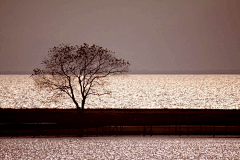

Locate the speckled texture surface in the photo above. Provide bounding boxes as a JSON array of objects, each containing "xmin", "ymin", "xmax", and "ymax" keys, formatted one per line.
[
  {"xmin": 1, "ymin": 74, "xmax": 240, "ymax": 109},
  {"xmin": 0, "ymin": 136, "xmax": 240, "ymax": 159}
]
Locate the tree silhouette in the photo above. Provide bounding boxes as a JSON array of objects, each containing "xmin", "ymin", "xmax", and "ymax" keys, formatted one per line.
[{"xmin": 31, "ymin": 43, "xmax": 130, "ymax": 110}]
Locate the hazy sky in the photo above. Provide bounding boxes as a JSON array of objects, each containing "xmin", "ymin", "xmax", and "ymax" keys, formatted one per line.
[{"xmin": 1, "ymin": 0, "xmax": 240, "ymax": 73}]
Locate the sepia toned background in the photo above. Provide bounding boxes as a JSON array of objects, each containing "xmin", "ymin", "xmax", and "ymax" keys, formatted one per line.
[{"xmin": 1, "ymin": 0, "xmax": 240, "ymax": 74}]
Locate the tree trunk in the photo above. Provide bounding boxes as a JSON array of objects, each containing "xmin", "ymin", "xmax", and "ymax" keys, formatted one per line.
[
  {"xmin": 76, "ymin": 99, "xmax": 85, "ymax": 137},
  {"xmin": 81, "ymin": 98, "xmax": 86, "ymax": 114},
  {"xmin": 82, "ymin": 98, "xmax": 85, "ymax": 109}
]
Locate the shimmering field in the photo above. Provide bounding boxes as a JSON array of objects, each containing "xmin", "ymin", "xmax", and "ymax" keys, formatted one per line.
[
  {"xmin": 0, "ymin": 136, "xmax": 240, "ymax": 159},
  {"xmin": 0, "ymin": 74, "xmax": 240, "ymax": 109}
]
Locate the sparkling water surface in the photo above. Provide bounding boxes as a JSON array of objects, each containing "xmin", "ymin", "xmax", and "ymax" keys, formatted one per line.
[
  {"xmin": 0, "ymin": 74, "xmax": 240, "ymax": 109},
  {"xmin": 1, "ymin": 75, "xmax": 240, "ymax": 159},
  {"xmin": 0, "ymin": 136, "xmax": 240, "ymax": 159}
]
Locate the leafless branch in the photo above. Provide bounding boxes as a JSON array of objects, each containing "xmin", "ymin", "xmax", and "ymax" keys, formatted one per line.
[{"xmin": 31, "ymin": 43, "xmax": 130, "ymax": 110}]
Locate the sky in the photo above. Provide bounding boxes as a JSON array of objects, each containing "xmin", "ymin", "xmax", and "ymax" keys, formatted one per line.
[{"xmin": 1, "ymin": 0, "xmax": 240, "ymax": 74}]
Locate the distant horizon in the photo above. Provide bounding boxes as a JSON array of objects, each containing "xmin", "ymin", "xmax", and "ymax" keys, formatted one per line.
[{"xmin": 1, "ymin": 69, "xmax": 240, "ymax": 75}]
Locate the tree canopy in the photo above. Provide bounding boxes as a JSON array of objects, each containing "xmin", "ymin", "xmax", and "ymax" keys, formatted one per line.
[{"xmin": 31, "ymin": 43, "xmax": 130, "ymax": 110}]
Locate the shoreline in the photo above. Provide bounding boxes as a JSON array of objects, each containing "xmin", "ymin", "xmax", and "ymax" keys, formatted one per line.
[{"xmin": 1, "ymin": 109, "xmax": 240, "ymax": 137}]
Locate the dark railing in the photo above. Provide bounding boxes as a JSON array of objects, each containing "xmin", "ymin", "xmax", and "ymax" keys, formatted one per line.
[{"xmin": 0, "ymin": 109, "xmax": 240, "ymax": 137}]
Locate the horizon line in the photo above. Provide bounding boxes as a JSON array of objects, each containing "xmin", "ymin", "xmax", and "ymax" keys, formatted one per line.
[{"xmin": 1, "ymin": 70, "xmax": 240, "ymax": 75}]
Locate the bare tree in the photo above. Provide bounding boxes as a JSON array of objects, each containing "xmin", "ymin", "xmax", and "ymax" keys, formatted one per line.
[{"xmin": 31, "ymin": 43, "xmax": 130, "ymax": 111}]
